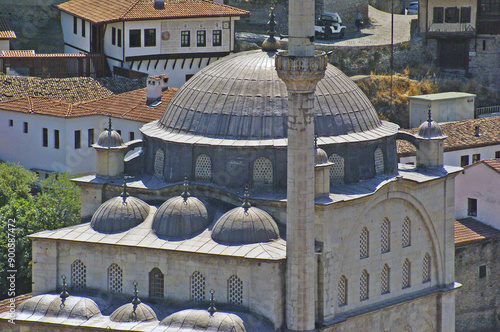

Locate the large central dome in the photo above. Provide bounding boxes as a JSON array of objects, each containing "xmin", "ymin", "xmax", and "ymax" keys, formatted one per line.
[{"xmin": 156, "ymin": 50, "xmax": 381, "ymax": 140}]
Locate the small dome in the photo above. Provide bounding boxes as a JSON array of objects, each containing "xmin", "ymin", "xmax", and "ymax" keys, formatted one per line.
[
  {"xmin": 91, "ymin": 194, "xmax": 150, "ymax": 234},
  {"xmin": 17, "ymin": 295, "xmax": 100, "ymax": 320},
  {"xmin": 94, "ymin": 128, "xmax": 125, "ymax": 149},
  {"xmin": 212, "ymin": 205, "xmax": 279, "ymax": 245},
  {"xmin": 110, "ymin": 303, "xmax": 157, "ymax": 323},
  {"xmin": 153, "ymin": 196, "xmax": 211, "ymax": 238},
  {"xmin": 161, "ymin": 309, "xmax": 246, "ymax": 332},
  {"xmin": 315, "ymin": 146, "xmax": 329, "ymax": 165},
  {"xmin": 416, "ymin": 119, "xmax": 446, "ymax": 139}
]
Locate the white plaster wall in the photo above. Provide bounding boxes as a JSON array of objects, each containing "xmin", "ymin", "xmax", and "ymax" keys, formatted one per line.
[
  {"xmin": 104, "ymin": 21, "xmax": 124, "ymax": 62},
  {"xmin": 409, "ymin": 97, "xmax": 475, "ymax": 128},
  {"xmin": 426, "ymin": 0, "xmax": 477, "ymax": 32},
  {"xmin": 455, "ymin": 162, "xmax": 500, "ymax": 229},
  {"xmin": 0, "ymin": 39, "xmax": 10, "ymax": 51},
  {"xmin": 60, "ymin": 12, "xmax": 90, "ymax": 53},
  {"xmin": 400, "ymin": 144, "xmax": 500, "ymax": 167}
]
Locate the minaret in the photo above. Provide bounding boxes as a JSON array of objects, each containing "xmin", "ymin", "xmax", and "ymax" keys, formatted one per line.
[{"xmin": 275, "ymin": 1, "xmax": 327, "ymax": 330}]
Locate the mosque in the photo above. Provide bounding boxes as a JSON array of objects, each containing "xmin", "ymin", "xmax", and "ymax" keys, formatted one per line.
[{"xmin": 0, "ymin": 1, "xmax": 460, "ymax": 331}]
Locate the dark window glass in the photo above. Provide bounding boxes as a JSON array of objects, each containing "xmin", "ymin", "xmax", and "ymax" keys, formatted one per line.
[
  {"xmin": 117, "ymin": 29, "xmax": 122, "ymax": 47},
  {"xmin": 129, "ymin": 132, "xmax": 135, "ymax": 141},
  {"xmin": 144, "ymin": 29, "xmax": 156, "ymax": 47},
  {"xmin": 460, "ymin": 7, "xmax": 471, "ymax": 23},
  {"xmin": 116, "ymin": 130, "xmax": 121, "ymax": 136},
  {"xmin": 460, "ymin": 155, "xmax": 469, "ymax": 167},
  {"xmin": 54, "ymin": 130, "xmax": 60, "ymax": 149},
  {"xmin": 181, "ymin": 31, "xmax": 190, "ymax": 47},
  {"xmin": 479, "ymin": 265, "xmax": 487, "ymax": 278},
  {"xmin": 73, "ymin": 16, "xmax": 78, "ymax": 34},
  {"xmin": 472, "ymin": 153, "xmax": 481, "ymax": 163},
  {"xmin": 42, "ymin": 128, "xmax": 48, "ymax": 147},
  {"xmin": 81, "ymin": 19, "xmax": 85, "ymax": 37},
  {"xmin": 197, "ymin": 30, "xmax": 206, "ymax": 47},
  {"xmin": 433, "ymin": 7, "xmax": 444, "ymax": 23},
  {"xmin": 483, "ymin": 40, "xmax": 487, "ymax": 51},
  {"xmin": 445, "ymin": 7, "xmax": 460, "ymax": 23},
  {"xmin": 8, "ymin": 119, "xmax": 13, "ymax": 127},
  {"xmin": 186, "ymin": 74, "xmax": 194, "ymax": 81},
  {"xmin": 149, "ymin": 268, "xmax": 164, "ymax": 298},
  {"xmin": 112, "ymin": 27, "xmax": 116, "ymax": 45},
  {"xmin": 468, "ymin": 198, "xmax": 477, "ymax": 216},
  {"xmin": 495, "ymin": 151, "xmax": 500, "ymax": 158},
  {"xmin": 88, "ymin": 129, "xmax": 94, "ymax": 147},
  {"xmin": 75, "ymin": 130, "xmax": 81, "ymax": 149},
  {"xmin": 213, "ymin": 30, "xmax": 222, "ymax": 46},
  {"xmin": 23, "ymin": 122, "xmax": 28, "ymax": 133},
  {"xmin": 129, "ymin": 29, "xmax": 141, "ymax": 47}
]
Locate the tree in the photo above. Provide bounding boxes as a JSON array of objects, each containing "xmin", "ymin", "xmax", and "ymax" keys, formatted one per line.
[{"xmin": 0, "ymin": 164, "xmax": 80, "ymax": 299}]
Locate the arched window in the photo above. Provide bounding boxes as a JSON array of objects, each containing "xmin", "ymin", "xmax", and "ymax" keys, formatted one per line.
[
  {"xmin": 338, "ymin": 275, "xmax": 348, "ymax": 306},
  {"xmin": 381, "ymin": 218, "xmax": 390, "ymax": 253},
  {"xmin": 154, "ymin": 148, "xmax": 165, "ymax": 177},
  {"xmin": 422, "ymin": 253, "xmax": 431, "ymax": 283},
  {"xmin": 195, "ymin": 154, "xmax": 212, "ymax": 181},
  {"xmin": 253, "ymin": 157, "xmax": 273, "ymax": 184},
  {"xmin": 360, "ymin": 227, "xmax": 369, "ymax": 259},
  {"xmin": 328, "ymin": 153, "xmax": 345, "ymax": 184},
  {"xmin": 402, "ymin": 217, "xmax": 411, "ymax": 247},
  {"xmin": 71, "ymin": 259, "xmax": 86, "ymax": 290},
  {"xmin": 402, "ymin": 259, "xmax": 411, "ymax": 289},
  {"xmin": 108, "ymin": 263, "xmax": 123, "ymax": 293},
  {"xmin": 374, "ymin": 147, "xmax": 384, "ymax": 175},
  {"xmin": 190, "ymin": 271, "xmax": 205, "ymax": 301},
  {"xmin": 360, "ymin": 270, "xmax": 369, "ymax": 301},
  {"xmin": 227, "ymin": 275, "xmax": 243, "ymax": 306},
  {"xmin": 149, "ymin": 267, "xmax": 164, "ymax": 298},
  {"xmin": 381, "ymin": 264, "xmax": 390, "ymax": 294}
]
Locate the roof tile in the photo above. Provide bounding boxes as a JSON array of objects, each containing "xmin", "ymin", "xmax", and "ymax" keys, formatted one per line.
[
  {"xmin": 0, "ymin": 17, "xmax": 16, "ymax": 40},
  {"xmin": 455, "ymin": 218, "xmax": 500, "ymax": 245}
]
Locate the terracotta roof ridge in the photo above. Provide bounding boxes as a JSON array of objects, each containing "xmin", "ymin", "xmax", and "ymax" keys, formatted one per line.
[
  {"xmin": 120, "ymin": 0, "xmax": 143, "ymax": 20},
  {"xmin": 481, "ymin": 159, "xmax": 500, "ymax": 173}
]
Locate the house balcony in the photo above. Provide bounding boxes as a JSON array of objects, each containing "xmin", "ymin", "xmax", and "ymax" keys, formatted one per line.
[{"xmin": 426, "ymin": 23, "xmax": 477, "ymax": 38}]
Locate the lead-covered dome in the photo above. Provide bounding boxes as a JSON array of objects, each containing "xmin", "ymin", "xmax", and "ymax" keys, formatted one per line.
[
  {"xmin": 160, "ymin": 309, "xmax": 246, "ymax": 331},
  {"xmin": 94, "ymin": 128, "xmax": 125, "ymax": 149},
  {"xmin": 110, "ymin": 302, "xmax": 157, "ymax": 323},
  {"xmin": 156, "ymin": 50, "xmax": 381, "ymax": 140},
  {"xmin": 17, "ymin": 295, "xmax": 101, "ymax": 320},
  {"xmin": 416, "ymin": 118, "xmax": 446, "ymax": 139}
]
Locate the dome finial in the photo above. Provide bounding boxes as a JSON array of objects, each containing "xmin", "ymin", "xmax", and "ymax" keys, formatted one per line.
[
  {"xmin": 262, "ymin": 2, "xmax": 281, "ymax": 52},
  {"xmin": 107, "ymin": 117, "xmax": 113, "ymax": 131},
  {"xmin": 120, "ymin": 178, "xmax": 129, "ymax": 202},
  {"xmin": 242, "ymin": 186, "xmax": 251, "ymax": 213},
  {"xmin": 131, "ymin": 281, "xmax": 142, "ymax": 321},
  {"xmin": 60, "ymin": 274, "xmax": 69, "ymax": 309},
  {"xmin": 314, "ymin": 135, "xmax": 318, "ymax": 149},
  {"xmin": 181, "ymin": 175, "xmax": 191, "ymax": 202},
  {"xmin": 427, "ymin": 104, "xmax": 433, "ymax": 123},
  {"xmin": 207, "ymin": 289, "xmax": 217, "ymax": 316}
]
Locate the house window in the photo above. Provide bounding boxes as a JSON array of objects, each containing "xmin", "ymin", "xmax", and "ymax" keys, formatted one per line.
[
  {"xmin": 129, "ymin": 29, "xmax": 141, "ymax": 47},
  {"xmin": 42, "ymin": 128, "xmax": 48, "ymax": 147},
  {"xmin": 54, "ymin": 130, "xmax": 60, "ymax": 149},
  {"xmin": 144, "ymin": 29, "xmax": 156, "ymax": 47},
  {"xmin": 186, "ymin": 74, "xmax": 194, "ymax": 81},
  {"xmin": 149, "ymin": 267, "xmax": 164, "ymax": 298},
  {"xmin": 8, "ymin": 119, "xmax": 13, "ymax": 127},
  {"xmin": 422, "ymin": 253, "xmax": 431, "ymax": 283},
  {"xmin": 108, "ymin": 263, "xmax": 123, "ymax": 293},
  {"xmin": 381, "ymin": 218, "xmax": 390, "ymax": 253},
  {"xmin": 213, "ymin": 30, "xmax": 222, "ymax": 46},
  {"xmin": 195, "ymin": 154, "xmax": 212, "ymax": 181},
  {"xmin": 495, "ymin": 151, "xmax": 500, "ymax": 159},
  {"xmin": 360, "ymin": 270, "xmax": 369, "ymax": 301},
  {"xmin": 402, "ymin": 217, "xmax": 411, "ymax": 247},
  {"xmin": 360, "ymin": 227, "xmax": 369, "ymax": 259},
  {"xmin": 479, "ymin": 265, "xmax": 487, "ymax": 278},
  {"xmin": 74, "ymin": 130, "xmax": 81, "ymax": 149},
  {"xmin": 88, "ymin": 129, "xmax": 94, "ymax": 147},
  {"xmin": 402, "ymin": 259, "xmax": 411, "ymax": 289},
  {"xmin": 181, "ymin": 31, "xmax": 190, "ymax": 47},
  {"xmin": 129, "ymin": 132, "xmax": 135, "ymax": 141},
  {"xmin": 433, "ymin": 7, "xmax": 444, "ymax": 23},
  {"xmin": 253, "ymin": 157, "xmax": 273, "ymax": 184},
  {"xmin": 460, "ymin": 7, "xmax": 471, "ymax": 23},
  {"xmin": 190, "ymin": 271, "xmax": 206, "ymax": 301},
  {"xmin": 381, "ymin": 264, "xmax": 390, "ymax": 294},
  {"xmin": 472, "ymin": 153, "xmax": 481, "ymax": 163},
  {"xmin": 483, "ymin": 40, "xmax": 487, "ymax": 51},
  {"xmin": 329, "ymin": 153, "xmax": 345, "ymax": 184},
  {"xmin": 71, "ymin": 259, "xmax": 86, "ymax": 290},
  {"xmin": 460, "ymin": 155, "xmax": 469, "ymax": 167},
  {"xmin": 81, "ymin": 19, "xmax": 85, "ymax": 37},
  {"xmin": 73, "ymin": 16, "xmax": 78, "ymax": 34},
  {"xmin": 468, "ymin": 198, "xmax": 477, "ymax": 216},
  {"xmin": 338, "ymin": 275, "xmax": 348, "ymax": 306},
  {"xmin": 23, "ymin": 122, "xmax": 28, "ymax": 133},
  {"xmin": 227, "ymin": 275, "xmax": 243, "ymax": 306},
  {"xmin": 445, "ymin": 7, "xmax": 460, "ymax": 23},
  {"xmin": 112, "ymin": 27, "xmax": 116, "ymax": 45},
  {"xmin": 197, "ymin": 30, "xmax": 206, "ymax": 47},
  {"xmin": 117, "ymin": 29, "xmax": 122, "ymax": 47}
]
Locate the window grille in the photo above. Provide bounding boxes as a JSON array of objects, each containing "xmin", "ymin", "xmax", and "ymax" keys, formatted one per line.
[
  {"xmin": 154, "ymin": 149, "xmax": 165, "ymax": 177},
  {"xmin": 338, "ymin": 275, "xmax": 348, "ymax": 306},
  {"xmin": 381, "ymin": 264, "xmax": 390, "ymax": 294},
  {"xmin": 190, "ymin": 271, "xmax": 205, "ymax": 301},
  {"xmin": 71, "ymin": 259, "xmax": 86, "ymax": 290},
  {"xmin": 381, "ymin": 218, "xmax": 390, "ymax": 253},
  {"xmin": 195, "ymin": 154, "xmax": 212, "ymax": 181},
  {"xmin": 328, "ymin": 153, "xmax": 345, "ymax": 184},
  {"xmin": 149, "ymin": 267, "xmax": 164, "ymax": 298},
  {"xmin": 402, "ymin": 259, "xmax": 411, "ymax": 289},
  {"xmin": 402, "ymin": 217, "xmax": 411, "ymax": 247},
  {"xmin": 228, "ymin": 275, "xmax": 243, "ymax": 306},
  {"xmin": 253, "ymin": 157, "xmax": 273, "ymax": 184},
  {"xmin": 422, "ymin": 254, "xmax": 431, "ymax": 283},
  {"xmin": 360, "ymin": 227, "xmax": 369, "ymax": 259},
  {"xmin": 360, "ymin": 270, "xmax": 369, "ymax": 300},
  {"xmin": 374, "ymin": 148, "xmax": 384, "ymax": 175},
  {"xmin": 108, "ymin": 263, "xmax": 123, "ymax": 293}
]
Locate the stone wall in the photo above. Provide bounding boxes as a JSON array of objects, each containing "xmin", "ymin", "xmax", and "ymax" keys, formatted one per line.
[
  {"xmin": 323, "ymin": 0, "xmax": 369, "ymax": 25},
  {"xmin": 468, "ymin": 35, "xmax": 500, "ymax": 90},
  {"xmin": 369, "ymin": 0, "xmax": 409, "ymax": 15},
  {"xmin": 455, "ymin": 238, "xmax": 500, "ymax": 332}
]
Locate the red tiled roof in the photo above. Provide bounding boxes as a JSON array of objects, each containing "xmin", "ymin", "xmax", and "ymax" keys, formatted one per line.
[
  {"xmin": 398, "ymin": 117, "xmax": 500, "ymax": 156},
  {"xmin": 58, "ymin": 0, "xmax": 249, "ymax": 24},
  {"xmin": 0, "ymin": 87, "xmax": 177, "ymax": 123},
  {"xmin": 1, "ymin": 50, "xmax": 35, "ymax": 57},
  {"xmin": 455, "ymin": 218, "xmax": 500, "ymax": 246},
  {"xmin": 482, "ymin": 159, "xmax": 500, "ymax": 173},
  {"xmin": 0, "ymin": 50, "xmax": 89, "ymax": 58},
  {"xmin": 0, "ymin": 293, "xmax": 32, "ymax": 314},
  {"xmin": 0, "ymin": 17, "xmax": 16, "ymax": 40}
]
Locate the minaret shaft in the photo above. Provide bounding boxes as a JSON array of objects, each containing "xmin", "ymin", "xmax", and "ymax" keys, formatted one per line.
[{"xmin": 288, "ymin": 0, "xmax": 315, "ymax": 57}]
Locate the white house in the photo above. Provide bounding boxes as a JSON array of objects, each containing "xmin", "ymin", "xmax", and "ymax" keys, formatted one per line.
[
  {"xmin": 0, "ymin": 17, "xmax": 16, "ymax": 52},
  {"xmin": 0, "ymin": 78, "xmax": 177, "ymax": 176},
  {"xmin": 57, "ymin": 0, "xmax": 249, "ymax": 88},
  {"xmin": 398, "ymin": 116, "xmax": 500, "ymax": 167}
]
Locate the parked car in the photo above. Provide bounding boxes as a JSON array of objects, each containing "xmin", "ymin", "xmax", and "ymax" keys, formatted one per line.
[
  {"xmin": 314, "ymin": 12, "xmax": 346, "ymax": 39},
  {"xmin": 407, "ymin": 2, "xmax": 418, "ymax": 15}
]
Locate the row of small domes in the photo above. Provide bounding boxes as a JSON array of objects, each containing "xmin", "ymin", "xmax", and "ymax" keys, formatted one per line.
[{"xmin": 90, "ymin": 182, "xmax": 280, "ymax": 245}]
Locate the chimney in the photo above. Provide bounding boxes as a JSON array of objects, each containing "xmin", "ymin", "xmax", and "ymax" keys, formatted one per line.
[
  {"xmin": 474, "ymin": 125, "xmax": 480, "ymax": 137},
  {"xmin": 154, "ymin": 0, "xmax": 164, "ymax": 9},
  {"xmin": 159, "ymin": 74, "xmax": 169, "ymax": 91},
  {"xmin": 146, "ymin": 76, "xmax": 162, "ymax": 104}
]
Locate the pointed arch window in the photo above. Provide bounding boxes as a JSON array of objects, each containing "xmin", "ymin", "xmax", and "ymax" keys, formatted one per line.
[
  {"xmin": 402, "ymin": 259, "xmax": 411, "ymax": 289},
  {"xmin": 71, "ymin": 259, "xmax": 86, "ymax": 290},
  {"xmin": 360, "ymin": 270, "xmax": 369, "ymax": 301},
  {"xmin": 381, "ymin": 218, "xmax": 390, "ymax": 253},
  {"xmin": 374, "ymin": 147, "xmax": 384, "ymax": 175},
  {"xmin": 253, "ymin": 157, "xmax": 273, "ymax": 184},
  {"xmin": 190, "ymin": 271, "xmax": 206, "ymax": 301},
  {"xmin": 195, "ymin": 154, "xmax": 212, "ymax": 181},
  {"xmin": 328, "ymin": 153, "xmax": 345, "ymax": 184},
  {"xmin": 338, "ymin": 275, "xmax": 348, "ymax": 306},
  {"xmin": 422, "ymin": 253, "xmax": 431, "ymax": 283},
  {"xmin": 360, "ymin": 227, "xmax": 369, "ymax": 259},
  {"xmin": 381, "ymin": 264, "xmax": 390, "ymax": 294},
  {"xmin": 108, "ymin": 263, "xmax": 123, "ymax": 293},
  {"xmin": 154, "ymin": 148, "xmax": 165, "ymax": 177},
  {"xmin": 402, "ymin": 217, "xmax": 411, "ymax": 247},
  {"xmin": 149, "ymin": 267, "xmax": 164, "ymax": 298},
  {"xmin": 228, "ymin": 275, "xmax": 243, "ymax": 306}
]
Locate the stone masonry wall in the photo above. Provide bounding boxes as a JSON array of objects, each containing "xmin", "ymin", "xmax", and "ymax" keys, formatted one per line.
[
  {"xmin": 323, "ymin": 0, "xmax": 369, "ymax": 25},
  {"xmin": 468, "ymin": 35, "xmax": 500, "ymax": 90}
]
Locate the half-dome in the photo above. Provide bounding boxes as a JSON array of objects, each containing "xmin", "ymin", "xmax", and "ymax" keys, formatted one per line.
[
  {"xmin": 110, "ymin": 302, "xmax": 157, "ymax": 323},
  {"xmin": 91, "ymin": 195, "xmax": 150, "ymax": 234},
  {"xmin": 160, "ymin": 309, "xmax": 246, "ymax": 331},
  {"xmin": 212, "ymin": 206, "xmax": 279, "ymax": 245},
  {"xmin": 17, "ymin": 295, "xmax": 101, "ymax": 320},
  {"xmin": 94, "ymin": 128, "xmax": 125, "ymax": 149},
  {"xmin": 152, "ymin": 196, "xmax": 211, "ymax": 238}
]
